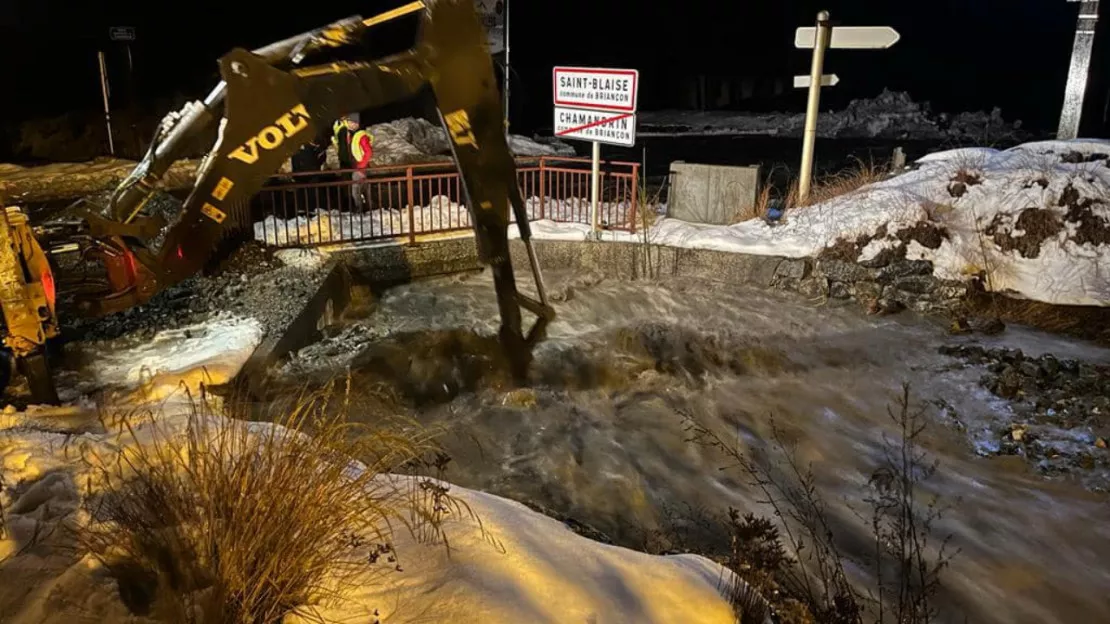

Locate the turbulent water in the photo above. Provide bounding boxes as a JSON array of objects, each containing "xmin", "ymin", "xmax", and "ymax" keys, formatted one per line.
[{"xmin": 274, "ymin": 270, "xmax": 1110, "ymax": 624}]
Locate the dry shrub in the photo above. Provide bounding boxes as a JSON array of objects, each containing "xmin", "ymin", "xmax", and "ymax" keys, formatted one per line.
[
  {"xmin": 79, "ymin": 380, "xmax": 479, "ymax": 624},
  {"xmin": 741, "ymin": 159, "xmax": 891, "ymax": 223},
  {"xmin": 802, "ymin": 159, "xmax": 890, "ymax": 208},
  {"xmin": 687, "ymin": 384, "xmax": 958, "ymax": 624}
]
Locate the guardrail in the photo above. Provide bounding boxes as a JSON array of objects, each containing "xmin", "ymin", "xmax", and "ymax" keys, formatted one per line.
[{"xmin": 250, "ymin": 157, "xmax": 640, "ymax": 248}]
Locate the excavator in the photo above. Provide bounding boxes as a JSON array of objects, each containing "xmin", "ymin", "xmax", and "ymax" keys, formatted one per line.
[{"xmin": 0, "ymin": 0, "xmax": 554, "ymax": 404}]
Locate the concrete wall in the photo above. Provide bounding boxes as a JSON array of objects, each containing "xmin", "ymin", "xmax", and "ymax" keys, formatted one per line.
[{"xmin": 667, "ymin": 162, "xmax": 761, "ymax": 225}]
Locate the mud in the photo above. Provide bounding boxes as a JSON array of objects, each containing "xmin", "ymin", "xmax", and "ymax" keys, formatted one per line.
[{"xmin": 61, "ymin": 242, "xmax": 330, "ymax": 345}]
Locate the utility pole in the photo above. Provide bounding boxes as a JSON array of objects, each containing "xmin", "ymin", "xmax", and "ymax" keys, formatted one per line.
[
  {"xmin": 1058, "ymin": 0, "xmax": 1101, "ymax": 139},
  {"xmin": 503, "ymin": 0, "xmax": 511, "ymax": 133}
]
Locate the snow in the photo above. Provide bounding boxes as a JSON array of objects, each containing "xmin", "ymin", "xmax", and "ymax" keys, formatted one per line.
[{"xmin": 256, "ymin": 138, "xmax": 1110, "ymax": 307}]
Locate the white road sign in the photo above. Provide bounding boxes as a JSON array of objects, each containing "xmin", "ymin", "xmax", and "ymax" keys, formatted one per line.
[
  {"xmin": 109, "ymin": 26, "xmax": 135, "ymax": 41},
  {"xmin": 794, "ymin": 74, "xmax": 840, "ymax": 88},
  {"xmin": 795, "ymin": 25, "xmax": 900, "ymax": 49},
  {"xmin": 553, "ymin": 67, "xmax": 639, "ymax": 113},
  {"xmin": 554, "ymin": 106, "xmax": 637, "ymax": 147}
]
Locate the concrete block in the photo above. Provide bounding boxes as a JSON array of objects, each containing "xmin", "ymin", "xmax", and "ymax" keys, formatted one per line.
[{"xmin": 667, "ymin": 162, "xmax": 761, "ymax": 225}]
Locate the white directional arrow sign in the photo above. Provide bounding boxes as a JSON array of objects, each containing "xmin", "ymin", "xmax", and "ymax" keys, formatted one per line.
[
  {"xmin": 795, "ymin": 25, "xmax": 900, "ymax": 50},
  {"xmin": 794, "ymin": 74, "xmax": 840, "ymax": 88}
]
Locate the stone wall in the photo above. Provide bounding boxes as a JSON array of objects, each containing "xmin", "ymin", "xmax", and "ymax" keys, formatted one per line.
[{"xmin": 332, "ymin": 237, "xmax": 970, "ymax": 318}]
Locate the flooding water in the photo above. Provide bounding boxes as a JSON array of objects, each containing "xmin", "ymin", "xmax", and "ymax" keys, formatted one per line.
[{"xmin": 273, "ymin": 270, "xmax": 1110, "ymax": 624}]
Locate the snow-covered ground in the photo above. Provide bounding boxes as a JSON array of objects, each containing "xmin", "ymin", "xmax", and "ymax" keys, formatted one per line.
[
  {"xmin": 639, "ymin": 89, "xmax": 1028, "ymax": 142},
  {"xmin": 256, "ymin": 139, "xmax": 1110, "ymax": 307},
  {"xmin": 0, "ymin": 303, "xmax": 738, "ymax": 623}
]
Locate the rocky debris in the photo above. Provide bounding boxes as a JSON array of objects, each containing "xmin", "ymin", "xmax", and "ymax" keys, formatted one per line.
[
  {"xmin": 806, "ymin": 257, "xmax": 967, "ymax": 315},
  {"xmin": 641, "ymin": 89, "xmax": 1029, "ymax": 143},
  {"xmin": 0, "ymin": 157, "xmax": 200, "ymax": 204},
  {"xmin": 939, "ymin": 343, "xmax": 1110, "ymax": 490},
  {"xmin": 62, "ymin": 242, "xmax": 331, "ymax": 348}
]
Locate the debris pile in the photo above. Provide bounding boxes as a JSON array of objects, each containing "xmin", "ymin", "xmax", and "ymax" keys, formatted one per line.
[
  {"xmin": 640, "ymin": 89, "xmax": 1029, "ymax": 142},
  {"xmin": 939, "ymin": 343, "xmax": 1110, "ymax": 489}
]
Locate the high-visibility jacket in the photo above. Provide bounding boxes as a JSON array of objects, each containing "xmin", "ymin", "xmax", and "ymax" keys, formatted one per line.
[
  {"xmin": 331, "ymin": 120, "xmax": 344, "ymax": 147},
  {"xmin": 351, "ymin": 129, "xmax": 374, "ymax": 167}
]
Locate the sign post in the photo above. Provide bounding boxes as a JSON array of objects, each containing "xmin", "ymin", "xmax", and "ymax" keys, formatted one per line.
[
  {"xmin": 794, "ymin": 14, "xmax": 900, "ymax": 204},
  {"xmin": 1058, "ymin": 0, "xmax": 1101, "ymax": 139},
  {"xmin": 97, "ymin": 51, "xmax": 115, "ymax": 155},
  {"xmin": 552, "ymin": 66, "xmax": 639, "ymax": 236}
]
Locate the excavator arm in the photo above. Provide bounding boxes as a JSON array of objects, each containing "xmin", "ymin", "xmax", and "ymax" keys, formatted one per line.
[{"xmin": 89, "ymin": 0, "xmax": 553, "ymax": 382}]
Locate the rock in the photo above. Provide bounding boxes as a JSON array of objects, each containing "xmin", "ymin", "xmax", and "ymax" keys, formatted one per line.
[
  {"xmin": 774, "ymin": 258, "xmax": 810, "ymax": 281},
  {"xmin": 829, "ymin": 281, "xmax": 852, "ymax": 299},
  {"xmin": 867, "ymin": 297, "xmax": 905, "ymax": 316},
  {"xmin": 890, "ymin": 274, "xmax": 937, "ymax": 295},
  {"xmin": 876, "ymin": 259, "xmax": 934, "ymax": 283},
  {"xmin": 815, "ymin": 259, "xmax": 877, "ymax": 284},
  {"xmin": 797, "ymin": 277, "xmax": 830, "ymax": 299},
  {"xmin": 1097, "ymin": 438, "xmax": 1107, "ymax": 449},
  {"xmin": 851, "ymin": 281, "xmax": 883, "ymax": 301}
]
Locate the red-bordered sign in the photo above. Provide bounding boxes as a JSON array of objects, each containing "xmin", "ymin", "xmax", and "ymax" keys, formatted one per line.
[{"xmin": 553, "ymin": 66, "xmax": 639, "ymax": 113}]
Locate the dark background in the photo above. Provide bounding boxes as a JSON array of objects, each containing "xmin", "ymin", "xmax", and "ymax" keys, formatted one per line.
[{"xmin": 2, "ymin": 0, "xmax": 1108, "ymax": 154}]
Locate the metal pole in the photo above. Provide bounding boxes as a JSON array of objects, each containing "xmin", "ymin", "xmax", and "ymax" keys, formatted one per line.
[
  {"xmin": 798, "ymin": 10, "xmax": 831, "ymax": 205},
  {"xmin": 97, "ymin": 50, "xmax": 115, "ymax": 156},
  {"xmin": 503, "ymin": 0, "xmax": 511, "ymax": 133},
  {"xmin": 590, "ymin": 141, "xmax": 601, "ymax": 237},
  {"xmin": 1058, "ymin": 0, "xmax": 1101, "ymax": 139}
]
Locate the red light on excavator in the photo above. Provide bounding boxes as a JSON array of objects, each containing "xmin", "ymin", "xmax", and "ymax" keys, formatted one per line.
[
  {"xmin": 41, "ymin": 267, "xmax": 56, "ymax": 308},
  {"xmin": 125, "ymin": 249, "xmax": 138, "ymax": 280},
  {"xmin": 177, "ymin": 245, "xmax": 184, "ymax": 260}
]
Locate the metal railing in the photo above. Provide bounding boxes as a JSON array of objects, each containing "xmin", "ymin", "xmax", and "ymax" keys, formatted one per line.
[{"xmin": 251, "ymin": 157, "xmax": 640, "ymax": 248}]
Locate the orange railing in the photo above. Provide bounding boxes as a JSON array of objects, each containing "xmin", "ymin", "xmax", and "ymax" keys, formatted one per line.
[{"xmin": 251, "ymin": 157, "xmax": 640, "ymax": 248}]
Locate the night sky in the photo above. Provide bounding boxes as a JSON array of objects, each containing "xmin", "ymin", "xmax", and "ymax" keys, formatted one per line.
[{"xmin": 2, "ymin": 0, "xmax": 1105, "ymax": 135}]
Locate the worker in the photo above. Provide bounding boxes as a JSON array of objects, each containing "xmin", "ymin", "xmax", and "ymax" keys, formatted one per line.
[
  {"xmin": 348, "ymin": 119, "xmax": 374, "ymax": 210},
  {"xmin": 332, "ymin": 118, "xmax": 355, "ymax": 171},
  {"xmin": 291, "ymin": 134, "xmax": 327, "ymax": 213}
]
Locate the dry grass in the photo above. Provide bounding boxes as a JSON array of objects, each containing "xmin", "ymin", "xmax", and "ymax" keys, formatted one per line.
[
  {"xmin": 738, "ymin": 159, "xmax": 891, "ymax": 223},
  {"xmin": 686, "ymin": 384, "xmax": 958, "ymax": 624},
  {"xmin": 78, "ymin": 380, "xmax": 480, "ymax": 624}
]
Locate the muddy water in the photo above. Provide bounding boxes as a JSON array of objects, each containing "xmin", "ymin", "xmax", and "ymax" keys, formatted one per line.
[{"xmin": 276, "ymin": 270, "xmax": 1110, "ymax": 624}]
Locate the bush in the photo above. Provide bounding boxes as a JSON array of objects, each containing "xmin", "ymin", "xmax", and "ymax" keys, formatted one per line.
[
  {"xmin": 79, "ymin": 381, "xmax": 457, "ymax": 623},
  {"xmin": 740, "ymin": 159, "xmax": 891, "ymax": 223},
  {"xmin": 687, "ymin": 383, "xmax": 958, "ymax": 624}
]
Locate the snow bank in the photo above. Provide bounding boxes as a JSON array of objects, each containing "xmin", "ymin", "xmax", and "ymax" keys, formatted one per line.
[
  {"xmin": 1, "ymin": 409, "xmax": 737, "ymax": 623},
  {"xmin": 258, "ymin": 139, "xmax": 1110, "ymax": 307}
]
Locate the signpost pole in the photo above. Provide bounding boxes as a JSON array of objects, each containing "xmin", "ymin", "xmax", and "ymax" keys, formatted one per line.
[
  {"xmin": 97, "ymin": 50, "xmax": 115, "ymax": 156},
  {"xmin": 798, "ymin": 10, "xmax": 831, "ymax": 205},
  {"xmin": 1058, "ymin": 0, "xmax": 1101, "ymax": 139},
  {"xmin": 590, "ymin": 141, "xmax": 601, "ymax": 236}
]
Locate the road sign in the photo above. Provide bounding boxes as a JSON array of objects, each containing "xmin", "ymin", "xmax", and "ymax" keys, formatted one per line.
[
  {"xmin": 794, "ymin": 74, "xmax": 840, "ymax": 88},
  {"xmin": 109, "ymin": 26, "xmax": 135, "ymax": 41},
  {"xmin": 553, "ymin": 66, "xmax": 639, "ymax": 113},
  {"xmin": 554, "ymin": 106, "xmax": 636, "ymax": 147},
  {"xmin": 795, "ymin": 25, "xmax": 900, "ymax": 50}
]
